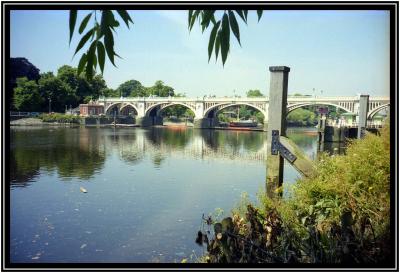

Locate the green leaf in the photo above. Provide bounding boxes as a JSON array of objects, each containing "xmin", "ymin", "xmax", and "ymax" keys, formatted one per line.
[
  {"xmin": 215, "ymin": 30, "xmax": 221, "ymax": 61},
  {"xmin": 228, "ymin": 11, "xmax": 240, "ymax": 46},
  {"xmin": 104, "ymin": 28, "xmax": 116, "ymax": 66},
  {"xmin": 86, "ymin": 42, "xmax": 97, "ymax": 80},
  {"xmin": 69, "ymin": 10, "xmax": 77, "ymax": 44},
  {"xmin": 208, "ymin": 20, "xmax": 220, "ymax": 62},
  {"xmin": 234, "ymin": 10, "xmax": 247, "ymax": 24},
  {"xmin": 257, "ymin": 10, "xmax": 263, "ymax": 22},
  {"xmin": 189, "ymin": 10, "xmax": 200, "ymax": 31},
  {"xmin": 100, "ymin": 10, "xmax": 114, "ymax": 35},
  {"xmin": 74, "ymin": 27, "xmax": 95, "ymax": 56},
  {"xmin": 220, "ymin": 13, "xmax": 230, "ymax": 66},
  {"xmin": 201, "ymin": 10, "xmax": 215, "ymax": 32},
  {"xmin": 79, "ymin": 13, "xmax": 92, "ymax": 34},
  {"xmin": 116, "ymin": 10, "xmax": 133, "ymax": 28},
  {"xmin": 97, "ymin": 41, "xmax": 106, "ymax": 74},
  {"xmin": 77, "ymin": 53, "xmax": 87, "ymax": 76},
  {"xmin": 243, "ymin": 10, "xmax": 248, "ymax": 21},
  {"xmin": 188, "ymin": 10, "xmax": 193, "ymax": 27}
]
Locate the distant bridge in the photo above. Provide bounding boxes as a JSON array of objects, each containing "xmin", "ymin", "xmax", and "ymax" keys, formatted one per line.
[{"xmin": 96, "ymin": 96, "xmax": 389, "ymax": 129}]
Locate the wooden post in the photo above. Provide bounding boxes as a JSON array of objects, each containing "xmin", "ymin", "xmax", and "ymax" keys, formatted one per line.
[
  {"xmin": 266, "ymin": 66, "xmax": 290, "ymax": 198},
  {"xmin": 357, "ymin": 95, "xmax": 369, "ymax": 139}
]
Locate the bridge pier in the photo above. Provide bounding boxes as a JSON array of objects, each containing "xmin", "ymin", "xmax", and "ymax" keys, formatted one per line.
[
  {"xmin": 136, "ymin": 116, "xmax": 153, "ymax": 127},
  {"xmin": 193, "ymin": 118, "xmax": 218, "ymax": 129}
]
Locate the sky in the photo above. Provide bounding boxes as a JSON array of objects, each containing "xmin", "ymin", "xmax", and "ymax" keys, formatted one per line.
[{"xmin": 10, "ymin": 9, "xmax": 390, "ymax": 97}]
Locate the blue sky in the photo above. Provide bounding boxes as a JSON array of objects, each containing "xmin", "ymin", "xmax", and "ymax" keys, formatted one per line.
[{"xmin": 10, "ymin": 10, "xmax": 390, "ymax": 97}]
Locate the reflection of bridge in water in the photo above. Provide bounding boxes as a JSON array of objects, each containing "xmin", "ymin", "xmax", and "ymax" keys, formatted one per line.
[{"xmin": 109, "ymin": 129, "xmax": 268, "ymax": 163}]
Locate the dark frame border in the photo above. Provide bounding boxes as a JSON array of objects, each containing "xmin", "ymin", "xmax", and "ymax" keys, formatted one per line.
[{"xmin": 2, "ymin": 1, "xmax": 398, "ymax": 271}]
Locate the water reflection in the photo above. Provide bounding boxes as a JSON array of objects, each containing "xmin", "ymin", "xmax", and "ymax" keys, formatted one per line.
[
  {"xmin": 10, "ymin": 127, "xmax": 106, "ymax": 187},
  {"xmin": 10, "ymin": 126, "xmax": 329, "ymax": 263},
  {"xmin": 10, "ymin": 127, "xmax": 325, "ymax": 188}
]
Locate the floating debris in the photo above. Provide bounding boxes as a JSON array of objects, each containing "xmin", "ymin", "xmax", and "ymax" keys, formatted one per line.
[
  {"xmin": 31, "ymin": 256, "xmax": 40, "ymax": 260},
  {"xmin": 80, "ymin": 243, "xmax": 87, "ymax": 249},
  {"xmin": 80, "ymin": 187, "xmax": 87, "ymax": 193}
]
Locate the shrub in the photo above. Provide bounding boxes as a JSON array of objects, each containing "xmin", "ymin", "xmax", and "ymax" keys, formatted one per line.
[
  {"xmin": 198, "ymin": 122, "xmax": 391, "ymax": 264},
  {"xmin": 38, "ymin": 113, "xmax": 81, "ymax": 124}
]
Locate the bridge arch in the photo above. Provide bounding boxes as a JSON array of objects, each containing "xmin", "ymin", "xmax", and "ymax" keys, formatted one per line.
[
  {"xmin": 105, "ymin": 102, "xmax": 123, "ymax": 115},
  {"xmin": 368, "ymin": 103, "xmax": 390, "ymax": 119},
  {"xmin": 204, "ymin": 102, "xmax": 267, "ymax": 119},
  {"xmin": 145, "ymin": 102, "xmax": 196, "ymax": 117},
  {"xmin": 287, "ymin": 102, "xmax": 353, "ymax": 115},
  {"xmin": 119, "ymin": 103, "xmax": 139, "ymax": 116}
]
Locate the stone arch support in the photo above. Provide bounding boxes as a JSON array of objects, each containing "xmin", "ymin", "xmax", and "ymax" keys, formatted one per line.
[
  {"xmin": 145, "ymin": 102, "xmax": 197, "ymax": 117},
  {"xmin": 203, "ymin": 102, "xmax": 268, "ymax": 119},
  {"xmin": 368, "ymin": 103, "xmax": 390, "ymax": 119},
  {"xmin": 286, "ymin": 102, "xmax": 353, "ymax": 115}
]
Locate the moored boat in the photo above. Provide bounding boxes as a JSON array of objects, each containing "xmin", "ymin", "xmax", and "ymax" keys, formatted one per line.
[{"xmin": 229, "ymin": 120, "xmax": 258, "ymax": 127}]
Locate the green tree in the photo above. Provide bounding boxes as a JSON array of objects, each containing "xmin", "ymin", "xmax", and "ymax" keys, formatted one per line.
[
  {"xmin": 38, "ymin": 72, "xmax": 77, "ymax": 112},
  {"xmin": 246, "ymin": 89, "xmax": 264, "ymax": 97},
  {"xmin": 13, "ymin": 77, "xmax": 44, "ymax": 111},
  {"xmin": 287, "ymin": 108, "xmax": 317, "ymax": 126},
  {"xmin": 148, "ymin": 80, "xmax": 174, "ymax": 97},
  {"xmin": 101, "ymin": 87, "xmax": 118, "ymax": 97},
  {"xmin": 116, "ymin": 79, "xmax": 145, "ymax": 97}
]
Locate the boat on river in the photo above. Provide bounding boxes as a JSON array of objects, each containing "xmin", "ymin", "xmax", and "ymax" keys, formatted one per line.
[{"xmin": 229, "ymin": 120, "xmax": 258, "ymax": 128}]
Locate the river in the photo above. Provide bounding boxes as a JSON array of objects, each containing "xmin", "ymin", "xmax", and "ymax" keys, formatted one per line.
[{"xmin": 10, "ymin": 126, "xmax": 322, "ymax": 263}]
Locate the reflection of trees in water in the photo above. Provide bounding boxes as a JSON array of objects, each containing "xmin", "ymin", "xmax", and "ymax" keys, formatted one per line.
[
  {"xmin": 145, "ymin": 127, "xmax": 193, "ymax": 149},
  {"xmin": 152, "ymin": 152, "xmax": 166, "ymax": 168},
  {"xmin": 10, "ymin": 128, "xmax": 106, "ymax": 187},
  {"xmin": 105, "ymin": 129, "xmax": 143, "ymax": 165},
  {"xmin": 199, "ymin": 130, "xmax": 265, "ymax": 153}
]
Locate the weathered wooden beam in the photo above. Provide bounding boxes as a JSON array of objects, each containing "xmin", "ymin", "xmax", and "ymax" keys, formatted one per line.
[
  {"xmin": 279, "ymin": 136, "xmax": 316, "ymax": 178},
  {"xmin": 266, "ymin": 66, "xmax": 290, "ymax": 198}
]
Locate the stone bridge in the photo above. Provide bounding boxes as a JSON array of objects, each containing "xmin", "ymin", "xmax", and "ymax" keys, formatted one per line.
[{"xmin": 97, "ymin": 95, "xmax": 389, "ymax": 129}]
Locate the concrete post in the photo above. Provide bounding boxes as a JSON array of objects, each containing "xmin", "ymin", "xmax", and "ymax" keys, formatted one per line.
[
  {"xmin": 266, "ymin": 66, "xmax": 290, "ymax": 198},
  {"xmin": 357, "ymin": 95, "xmax": 369, "ymax": 139}
]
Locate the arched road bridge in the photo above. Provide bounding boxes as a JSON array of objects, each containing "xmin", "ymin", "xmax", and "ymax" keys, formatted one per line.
[{"xmin": 97, "ymin": 95, "xmax": 390, "ymax": 129}]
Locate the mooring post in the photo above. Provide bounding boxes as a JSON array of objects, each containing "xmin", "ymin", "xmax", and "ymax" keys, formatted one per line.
[
  {"xmin": 266, "ymin": 66, "xmax": 290, "ymax": 198},
  {"xmin": 357, "ymin": 95, "xmax": 369, "ymax": 139}
]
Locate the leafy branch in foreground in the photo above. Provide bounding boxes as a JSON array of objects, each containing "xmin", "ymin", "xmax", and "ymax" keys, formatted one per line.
[
  {"xmin": 188, "ymin": 10, "xmax": 263, "ymax": 66},
  {"xmin": 69, "ymin": 10, "xmax": 263, "ymax": 79},
  {"xmin": 69, "ymin": 10, "xmax": 133, "ymax": 80}
]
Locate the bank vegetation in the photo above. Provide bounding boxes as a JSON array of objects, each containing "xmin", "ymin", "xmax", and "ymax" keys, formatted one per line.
[{"xmin": 196, "ymin": 122, "xmax": 391, "ymax": 265}]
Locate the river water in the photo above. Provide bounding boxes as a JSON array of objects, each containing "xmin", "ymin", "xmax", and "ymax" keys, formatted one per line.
[{"xmin": 10, "ymin": 126, "xmax": 320, "ymax": 263}]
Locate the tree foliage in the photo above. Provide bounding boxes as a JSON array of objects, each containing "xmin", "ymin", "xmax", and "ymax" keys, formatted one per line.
[
  {"xmin": 116, "ymin": 79, "xmax": 145, "ymax": 97},
  {"xmin": 13, "ymin": 65, "xmax": 108, "ymax": 112},
  {"xmin": 9, "ymin": 58, "xmax": 41, "ymax": 109},
  {"xmin": 13, "ymin": 77, "xmax": 44, "ymax": 111},
  {"xmin": 188, "ymin": 10, "xmax": 263, "ymax": 65},
  {"xmin": 70, "ymin": 10, "xmax": 263, "ymax": 79},
  {"xmin": 69, "ymin": 10, "xmax": 134, "ymax": 80},
  {"xmin": 287, "ymin": 108, "xmax": 317, "ymax": 126},
  {"xmin": 246, "ymin": 89, "xmax": 264, "ymax": 97}
]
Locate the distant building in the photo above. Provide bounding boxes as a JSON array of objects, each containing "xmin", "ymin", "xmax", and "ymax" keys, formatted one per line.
[{"xmin": 79, "ymin": 101, "xmax": 104, "ymax": 116}]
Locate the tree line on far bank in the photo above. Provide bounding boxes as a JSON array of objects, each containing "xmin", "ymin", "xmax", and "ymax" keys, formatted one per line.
[{"xmin": 11, "ymin": 59, "xmax": 325, "ymax": 126}]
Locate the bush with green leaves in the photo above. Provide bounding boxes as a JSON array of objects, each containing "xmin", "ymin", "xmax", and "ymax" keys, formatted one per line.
[
  {"xmin": 198, "ymin": 123, "xmax": 391, "ymax": 264},
  {"xmin": 39, "ymin": 113, "xmax": 81, "ymax": 124}
]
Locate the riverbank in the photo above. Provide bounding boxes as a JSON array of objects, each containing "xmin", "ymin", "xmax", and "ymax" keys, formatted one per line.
[
  {"xmin": 10, "ymin": 118, "xmax": 79, "ymax": 127},
  {"xmin": 198, "ymin": 123, "xmax": 391, "ymax": 264}
]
